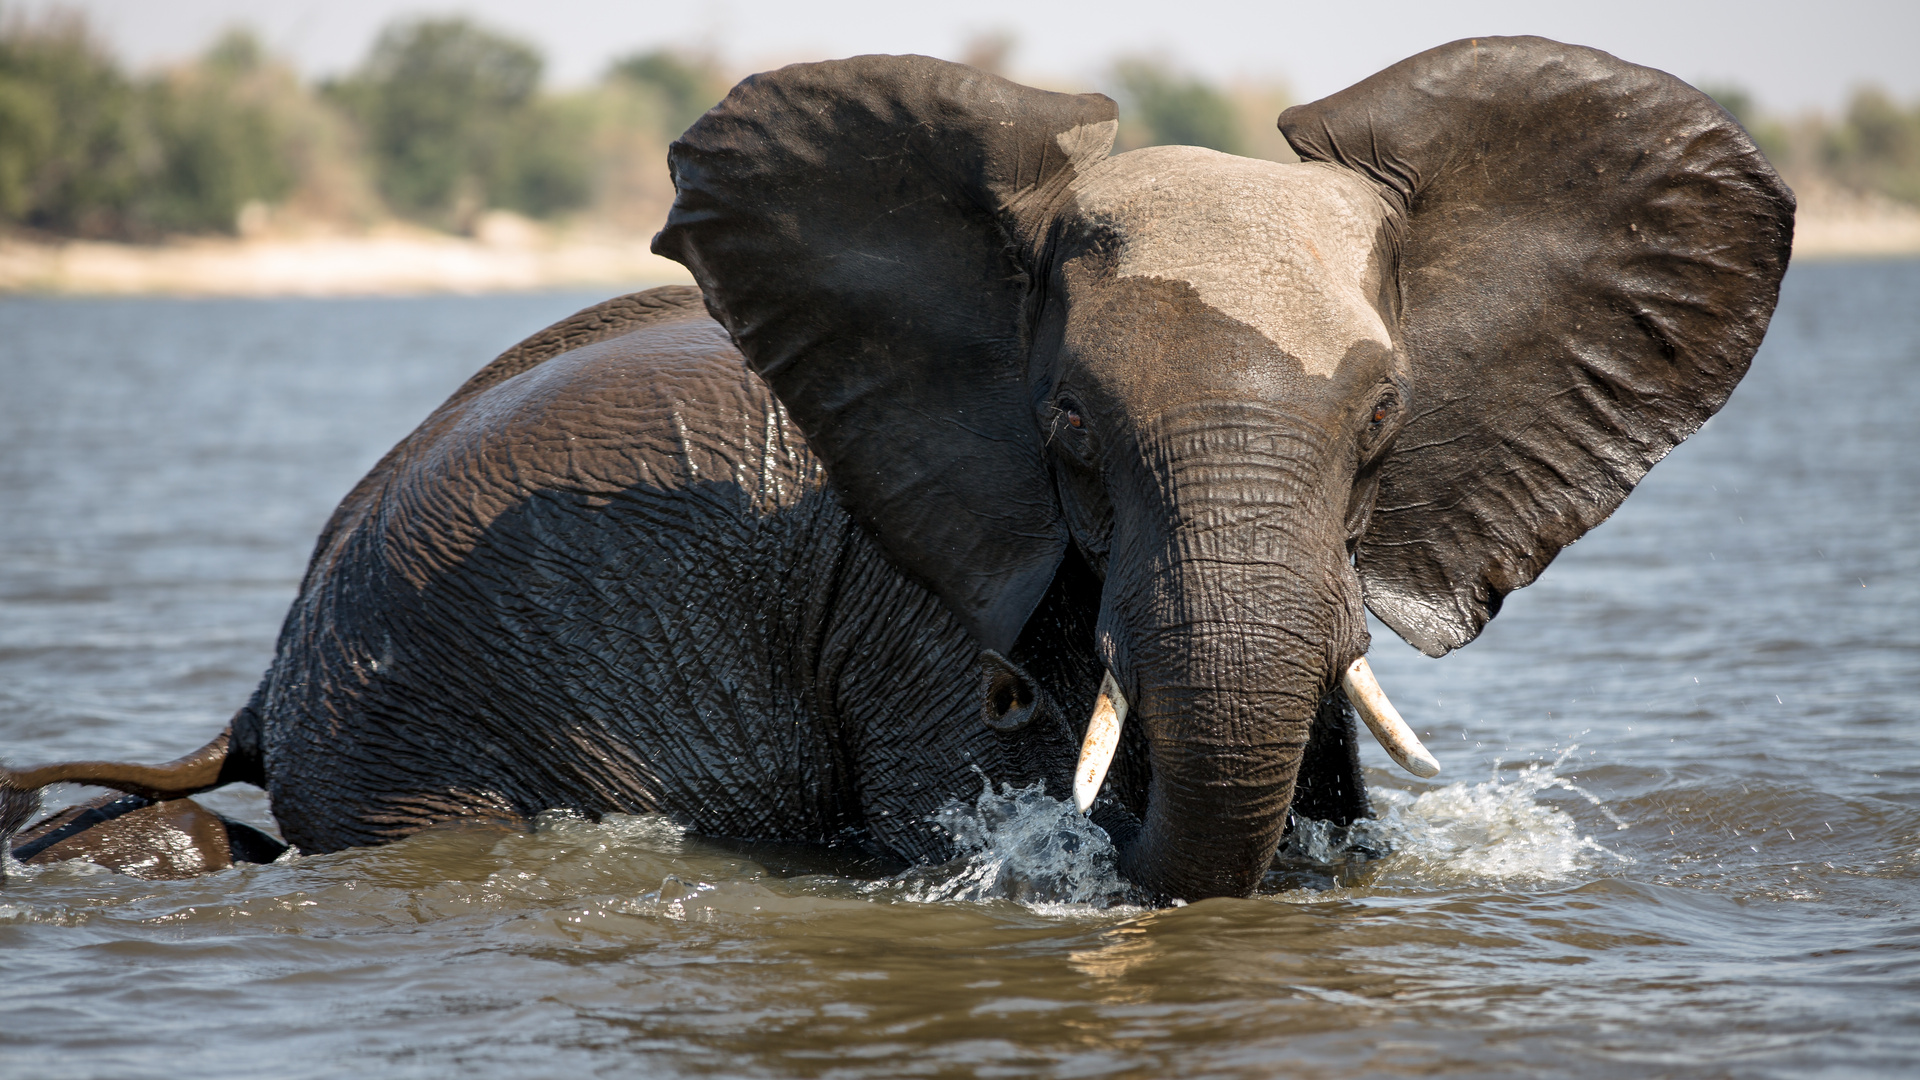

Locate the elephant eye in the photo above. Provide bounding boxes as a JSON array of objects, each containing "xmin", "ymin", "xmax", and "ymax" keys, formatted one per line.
[
  {"xmin": 1049, "ymin": 397, "xmax": 1097, "ymax": 467},
  {"xmin": 1361, "ymin": 392, "xmax": 1402, "ymax": 461},
  {"xmin": 1369, "ymin": 393, "xmax": 1398, "ymax": 426}
]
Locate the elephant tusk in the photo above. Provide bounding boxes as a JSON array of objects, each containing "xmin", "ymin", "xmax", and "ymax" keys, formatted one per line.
[
  {"xmin": 1073, "ymin": 670, "xmax": 1129, "ymax": 814},
  {"xmin": 1342, "ymin": 657, "xmax": 1441, "ymax": 778}
]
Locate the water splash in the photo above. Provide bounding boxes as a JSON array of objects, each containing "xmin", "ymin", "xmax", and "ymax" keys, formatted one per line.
[
  {"xmin": 533, "ymin": 809, "xmax": 689, "ymax": 854},
  {"xmin": 0, "ymin": 769, "xmax": 39, "ymax": 886},
  {"xmin": 1353, "ymin": 747, "xmax": 1631, "ymax": 885},
  {"xmin": 901, "ymin": 779, "xmax": 1142, "ymax": 907},
  {"xmin": 901, "ymin": 748, "xmax": 1627, "ymax": 906},
  {"xmin": 1279, "ymin": 815, "xmax": 1363, "ymax": 866}
]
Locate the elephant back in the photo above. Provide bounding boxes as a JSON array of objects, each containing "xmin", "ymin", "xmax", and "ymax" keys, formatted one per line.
[{"xmin": 250, "ymin": 288, "xmax": 846, "ymax": 852}]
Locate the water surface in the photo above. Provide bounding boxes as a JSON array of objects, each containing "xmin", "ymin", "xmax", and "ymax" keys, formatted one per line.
[{"xmin": 1, "ymin": 264, "xmax": 1916, "ymax": 1078}]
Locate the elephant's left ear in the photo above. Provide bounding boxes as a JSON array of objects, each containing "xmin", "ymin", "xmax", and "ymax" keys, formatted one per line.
[
  {"xmin": 653, "ymin": 55, "xmax": 1117, "ymax": 653},
  {"xmin": 1281, "ymin": 36, "xmax": 1794, "ymax": 657}
]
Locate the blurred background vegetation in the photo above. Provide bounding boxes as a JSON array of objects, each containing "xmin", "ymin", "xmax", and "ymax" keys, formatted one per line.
[
  {"xmin": 0, "ymin": 8, "xmax": 727, "ymax": 239},
  {"xmin": 1, "ymin": 6, "xmax": 1916, "ymax": 243}
]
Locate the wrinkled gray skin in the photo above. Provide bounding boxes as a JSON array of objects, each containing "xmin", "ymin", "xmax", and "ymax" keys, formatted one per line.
[
  {"xmin": 1044, "ymin": 151, "xmax": 1399, "ymax": 894},
  {"xmin": 220, "ymin": 279, "xmax": 1356, "ymax": 886},
  {"xmin": 244, "ymin": 289, "xmax": 1100, "ymax": 864},
  {"xmin": 3, "ymin": 39, "xmax": 1792, "ymax": 901}
]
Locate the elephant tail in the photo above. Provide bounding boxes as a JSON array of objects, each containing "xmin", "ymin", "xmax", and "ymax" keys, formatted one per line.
[{"xmin": 1, "ymin": 716, "xmax": 262, "ymax": 853}]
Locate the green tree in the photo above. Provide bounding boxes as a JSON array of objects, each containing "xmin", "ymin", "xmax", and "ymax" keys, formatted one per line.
[
  {"xmin": 0, "ymin": 12, "xmax": 145, "ymax": 236},
  {"xmin": 1110, "ymin": 58, "xmax": 1244, "ymax": 155},
  {"xmin": 326, "ymin": 16, "xmax": 588, "ymax": 225},
  {"xmin": 491, "ymin": 96, "xmax": 593, "ymax": 218},
  {"xmin": 1825, "ymin": 86, "xmax": 1920, "ymax": 204},
  {"xmin": 607, "ymin": 48, "xmax": 725, "ymax": 137},
  {"xmin": 1701, "ymin": 83, "xmax": 1789, "ymax": 164},
  {"xmin": 0, "ymin": 18, "xmax": 322, "ymax": 237},
  {"xmin": 0, "ymin": 60, "xmax": 55, "ymax": 219},
  {"xmin": 133, "ymin": 29, "xmax": 299, "ymax": 234},
  {"xmin": 1702, "ymin": 84, "xmax": 1757, "ymax": 126}
]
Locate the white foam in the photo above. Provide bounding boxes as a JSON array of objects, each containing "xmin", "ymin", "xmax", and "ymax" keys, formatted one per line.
[
  {"xmin": 907, "ymin": 779, "xmax": 1141, "ymax": 907},
  {"xmin": 534, "ymin": 809, "xmax": 688, "ymax": 853},
  {"xmin": 512, "ymin": 750, "xmax": 1624, "ymax": 912},
  {"xmin": 916, "ymin": 749, "xmax": 1629, "ymax": 905},
  {"xmin": 1352, "ymin": 747, "xmax": 1631, "ymax": 885}
]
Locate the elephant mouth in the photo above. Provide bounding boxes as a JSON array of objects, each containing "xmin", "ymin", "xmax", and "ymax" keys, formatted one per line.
[
  {"xmin": 1071, "ymin": 657, "xmax": 1438, "ymax": 898},
  {"xmin": 1073, "ymin": 657, "xmax": 1438, "ymax": 813}
]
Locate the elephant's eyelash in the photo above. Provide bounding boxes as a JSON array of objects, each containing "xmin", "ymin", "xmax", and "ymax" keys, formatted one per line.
[
  {"xmin": 1046, "ymin": 399, "xmax": 1087, "ymax": 444},
  {"xmin": 1360, "ymin": 392, "xmax": 1402, "ymax": 462},
  {"xmin": 1369, "ymin": 392, "xmax": 1401, "ymax": 426}
]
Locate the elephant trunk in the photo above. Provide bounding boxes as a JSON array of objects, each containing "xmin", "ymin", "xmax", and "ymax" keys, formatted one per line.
[
  {"xmin": 1098, "ymin": 403, "xmax": 1368, "ymax": 901},
  {"xmin": 1113, "ymin": 602, "xmax": 1353, "ymax": 900}
]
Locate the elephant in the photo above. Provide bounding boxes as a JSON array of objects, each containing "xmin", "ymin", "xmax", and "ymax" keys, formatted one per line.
[{"xmin": 2, "ymin": 37, "xmax": 1792, "ymax": 901}]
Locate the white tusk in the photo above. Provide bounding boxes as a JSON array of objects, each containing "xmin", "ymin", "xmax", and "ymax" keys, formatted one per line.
[
  {"xmin": 1073, "ymin": 670, "xmax": 1129, "ymax": 814},
  {"xmin": 1342, "ymin": 656, "xmax": 1440, "ymax": 778}
]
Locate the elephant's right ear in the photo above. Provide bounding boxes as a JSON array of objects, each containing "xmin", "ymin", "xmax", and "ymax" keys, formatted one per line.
[
  {"xmin": 653, "ymin": 56, "xmax": 1117, "ymax": 654},
  {"xmin": 1281, "ymin": 36, "xmax": 1794, "ymax": 657}
]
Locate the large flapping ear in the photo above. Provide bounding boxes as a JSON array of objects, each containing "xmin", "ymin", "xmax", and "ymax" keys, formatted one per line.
[
  {"xmin": 1281, "ymin": 36, "xmax": 1794, "ymax": 657},
  {"xmin": 653, "ymin": 56, "xmax": 1117, "ymax": 653}
]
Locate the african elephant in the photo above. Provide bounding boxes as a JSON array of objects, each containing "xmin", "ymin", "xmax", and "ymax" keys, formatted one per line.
[{"xmin": 2, "ymin": 37, "xmax": 1792, "ymax": 901}]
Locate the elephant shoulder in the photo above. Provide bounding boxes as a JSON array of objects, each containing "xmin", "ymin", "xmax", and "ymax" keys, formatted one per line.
[
  {"xmin": 313, "ymin": 289, "xmax": 823, "ymax": 589},
  {"xmin": 439, "ymin": 285, "xmax": 717, "ymax": 411},
  {"xmin": 296, "ymin": 287, "xmax": 737, "ymax": 576},
  {"xmin": 438, "ymin": 296, "xmax": 812, "ymax": 492}
]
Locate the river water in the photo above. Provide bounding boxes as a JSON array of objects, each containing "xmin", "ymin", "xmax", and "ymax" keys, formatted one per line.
[{"xmin": 1, "ymin": 261, "xmax": 1916, "ymax": 1078}]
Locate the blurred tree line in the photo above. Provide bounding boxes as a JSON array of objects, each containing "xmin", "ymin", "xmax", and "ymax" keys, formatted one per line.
[
  {"xmin": 1106, "ymin": 58, "xmax": 1295, "ymax": 164},
  {"xmin": 0, "ymin": 14, "xmax": 328, "ymax": 237},
  {"xmin": 1724, "ymin": 85, "xmax": 1920, "ymax": 207},
  {"xmin": 2, "ymin": 8, "xmax": 1916, "ymax": 242},
  {"xmin": 0, "ymin": 9, "xmax": 723, "ymax": 239}
]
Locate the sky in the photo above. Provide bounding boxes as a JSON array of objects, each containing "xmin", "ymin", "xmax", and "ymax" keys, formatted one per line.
[{"xmin": 13, "ymin": 0, "xmax": 1917, "ymax": 114}]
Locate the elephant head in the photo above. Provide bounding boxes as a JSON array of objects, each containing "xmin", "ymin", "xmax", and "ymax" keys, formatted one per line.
[{"xmin": 653, "ymin": 37, "xmax": 1794, "ymax": 900}]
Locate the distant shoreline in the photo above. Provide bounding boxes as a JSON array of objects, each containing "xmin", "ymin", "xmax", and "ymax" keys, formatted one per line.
[
  {"xmin": 0, "ymin": 221, "xmax": 693, "ymax": 298},
  {"xmin": 1788, "ymin": 184, "xmax": 1920, "ymax": 261},
  {"xmin": 2, "ymin": 190, "xmax": 1915, "ymax": 298}
]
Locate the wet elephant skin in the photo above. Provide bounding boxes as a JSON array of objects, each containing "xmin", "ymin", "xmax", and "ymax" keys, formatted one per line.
[
  {"xmin": 9, "ymin": 795, "xmax": 285, "ymax": 880},
  {"xmin": 2, "ymin": 39, "xmax": 1792, "ymax": 900},
  {"xmin": 646, "ymin": 43, "xmax": 1789, "ymax": 898},
  {"xmin": 231, "ymin": 288, "xmax": 1146, "ymax": 863}
]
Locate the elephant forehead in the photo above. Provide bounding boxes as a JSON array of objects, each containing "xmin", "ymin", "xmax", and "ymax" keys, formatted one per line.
[{"xmin": 1069, "ymin": 147, "xmax": 1393, "ymax": 378}]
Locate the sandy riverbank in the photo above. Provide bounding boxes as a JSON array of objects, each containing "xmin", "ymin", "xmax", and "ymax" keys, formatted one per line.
[
  {"xmin": 2, "ymin": 188, "xmax": 1914, "ymax": 298},
  {"xmin": 1789, "ymin": 183, "xmax": 1920, "ymax": 259},
  {"xmin": 0, "ymin": 215, "xmax": 692, "ymax": 297}
]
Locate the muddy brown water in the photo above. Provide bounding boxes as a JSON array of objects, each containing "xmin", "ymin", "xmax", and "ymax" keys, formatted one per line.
[{"xmin": 2, "ymin": 261, "xmax": 1917, "ymax": 1078}]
